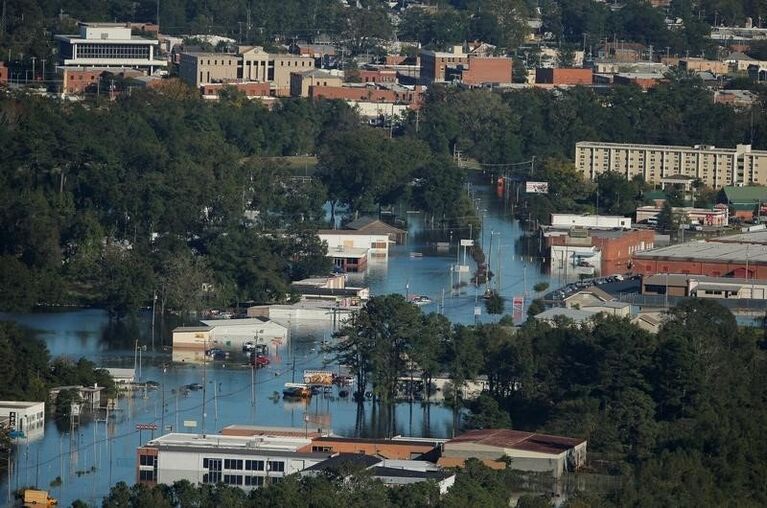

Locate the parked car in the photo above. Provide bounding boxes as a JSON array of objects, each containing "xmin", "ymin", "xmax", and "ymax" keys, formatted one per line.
[{"xmin": 250, "ymin": 353, "xmax": 270, "ymax": 368}]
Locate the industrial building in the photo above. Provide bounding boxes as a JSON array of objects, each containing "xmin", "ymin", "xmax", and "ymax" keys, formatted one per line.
[
  {"xmin": 551, "ymin": 214, "xmax": 632, "ymax": 229},
  {"xmin": 632, "ymin": 240, "xmax": 767, "ymax": 278},
  {"xmin": 438, "ymin": 429, "xmax": 587, "ymax": 478},
  {"xmin": 635, "ymin": 205, "xmax": 729, "ymax": 226},
  {"xmin": 55, "ymin": 23, "xmax": 166, "ymax": 73},
  {"xmin": 575, "ymin": 142, "xmax": 767, "ymax": 187},
  {"xmin": 641, "ymin": 273, "xmax": 767, "ymax": 299}
]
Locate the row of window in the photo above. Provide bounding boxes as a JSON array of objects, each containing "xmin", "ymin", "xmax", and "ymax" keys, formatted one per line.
[
  {"xmin": 76, "ymin": 43, "xmax": 150, "ymax": 59},
  {"xmin": 138, "ymin": 470, "xmax": 157, "ymax": 481},
  {"xmin": 139, "ymin": 455, "xmax": 157, "ymax": 466},
  {"xmin": 203, "ymin": 457, "xmax": 285, "ymax": 472},
  {"xmin": 202, "ymin": 474, "xmax": 276, "ymax": 487}
]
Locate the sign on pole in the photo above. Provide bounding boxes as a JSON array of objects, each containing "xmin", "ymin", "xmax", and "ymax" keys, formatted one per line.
[
  {"xmin": 525, "ymin": 182, "xmax": 549, "ymax": 194},
  {"xmin": 460, "ymin": 239, "xmax": 474, "ymax": 247},
  {"xmin": 183, "ymin": 420, "xmax": 198, "ymax": 428}
]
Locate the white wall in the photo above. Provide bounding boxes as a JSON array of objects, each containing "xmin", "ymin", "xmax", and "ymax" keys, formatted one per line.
[{"xmin": 551, "ymin": 214, "xmax": 632, "ymax": 229}]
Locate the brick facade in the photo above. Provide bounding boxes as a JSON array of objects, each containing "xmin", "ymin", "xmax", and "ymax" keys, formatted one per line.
[
  {"xmin": 461, "ymin": 57, "xmax": 513, "ymax": 85},
  {"xmin": 548, "ymin": 229, "xmax": 654, "ymax": 275},
  {"xmin": 535, "ymin": 68, "xmax": 593, "ymax": 85},
  {"xmin": 201, "ymin": 81, "xmax": 271, "ymax": 98},
  {"xmin": 309, "ymin": 85, "xmax": 424, "ymax": 108},
  {"xmin": 632, "ymin": 257, "xmax": 766, "ymax": 279}
]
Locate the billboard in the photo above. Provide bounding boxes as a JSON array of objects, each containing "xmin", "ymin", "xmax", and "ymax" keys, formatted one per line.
[
  {"xmin": 525, "ymin": 181, "xmax": 549, "ymax": 194},
  {"xmin": 303, "ymin": 370, "xmax": 334, "ymax": 386}
]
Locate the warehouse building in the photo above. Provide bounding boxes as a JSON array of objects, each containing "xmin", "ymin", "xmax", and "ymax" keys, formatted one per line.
[{"xmin": 632, "ymin": 241, "xmax": 767, "ymax": 278}]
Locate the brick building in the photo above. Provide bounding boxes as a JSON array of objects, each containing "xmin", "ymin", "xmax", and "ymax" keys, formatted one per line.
[
  {"xmin": 309, "ymin": 84, "xmax": 424, "ymax": 108},
  {"xmin": 535, "ymin": 68, "xmax": 593, "ymax": 85},
  {"xmin": 357, "ymin": 69, "xmax": 397, "ymax": 83},
  {"xmin": 632, "ymin": 241, "xmax": 767, "ymax": 278},
  {"xmin": 546, "ymin": 228, "xmax": 655, "ymax": 275},
  {"xmin": 420, "ymin": 46, "xmax": 468, "ymax": 82},
  {"xmin": 456, "ymin": 57, "xmax": 513, "ymax": 85},
  {"xmin": 613, "ymin": 73, "xmax": 664, "ymax": 90},
  {"xmin": 201, "ymin": 81, "xmax": 271, "ymax": 99}
]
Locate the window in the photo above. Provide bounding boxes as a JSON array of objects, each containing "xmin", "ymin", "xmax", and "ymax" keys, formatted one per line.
[
  {"xmin": 312, "ymin": 446, "xmax": 333, "ymax": 453},
  {"xmin": 139, "ymin": 455, "xmax": 156, "ymax": 466},
  {"xmin": 203, "ymin": 472, "xmax": 222, "ymax": 484},
  {"xmin": 246, "ymin": 460, "xmax": 265, "ymax": 471},
  {"xmin": 139, "ymin": 470, "xmax": 156, "ymax": 481},
  {"xmin": 267, "ymin": 461, "xmax": 285, "ymax": 472},
  {"xmin": 204, "ymin": 458, "xmax": 222, "ymax": 471},
  {"xmin": 224, "ymin": 459, "xmax": 243, "ymax": 470},
  {"xmin": 223, "ymin": 474, "xmax": 243, "ymax": 485},
  {"xmin": 245, "ymin": 476, "xmax": 265, "ymax": 486}
]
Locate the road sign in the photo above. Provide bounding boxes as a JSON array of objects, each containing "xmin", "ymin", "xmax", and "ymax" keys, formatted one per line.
[
  {"xmin": 183, "ymin": 420, "xmax": 198, "ymax": 428},
  {"xmin": 460, "ymin": 239, "xmax": 474, "ymax": 247},
  {"xmin": 136, "ymin": 423, "xmax": 158, "ymax": 431},
  {"xmin": 455, "ymin": 264, "xmax": 470, "ymax": 273}
]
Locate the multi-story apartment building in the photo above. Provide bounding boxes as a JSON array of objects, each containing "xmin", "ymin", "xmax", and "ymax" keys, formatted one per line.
[{"xmin": 575, "ymin": 142, "xmax": 767, "ymax": 187}]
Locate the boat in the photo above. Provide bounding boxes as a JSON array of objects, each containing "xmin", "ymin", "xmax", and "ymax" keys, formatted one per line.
[
  {"xmin": 409, "ymin": 295, "xmax": 432, "ymax": 306},
  {"xmin": 283, "ymin": 383, "xmax": 312, "ymax": 398}
]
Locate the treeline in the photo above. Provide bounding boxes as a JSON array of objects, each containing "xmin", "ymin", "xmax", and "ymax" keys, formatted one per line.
[
  {"xmin": 0, "ymin": 90, "xmax": 473, "ymax": 315},
  {"xmin": 2, "ymin": 0, "xmax": 392, "ymax": 59},
  {"xmin": 88, "ymin": 461, "xmax": 552, "ymax": 508},
  {"xmin": 329, "ymin": 296, "xmax": 767, "ymax": 506},
  {"xmin": 413, "ymin": 75, "xmax": 767, "ymax": 166},
  {"xmin": 0, "ymin": 321, "xmax": 115, "ymax": 402}
]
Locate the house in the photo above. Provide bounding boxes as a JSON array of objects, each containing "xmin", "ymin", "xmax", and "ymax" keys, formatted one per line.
[
  {"xmin": 438, "ymin": 429, "xmax": 587, "ymax": 479},
  {"xmin": 344, "ymin": 216, "xmax": 407, "ymax": 244},
  {"xmin": 49, "ymin": 385, "xmax": 104, "ymax": 411},
  {"xmin": 581, "ymin": 301, "xmax": 632, "ymax": 317},
  {"xmin": 562, "ymin": 286, "xmax": 614, "ymax": 308},
  {"xmin": 318, "ymin": 230, "xmax": 391, "ymax": 256},
  {"xmin": 631, "ymin": 311, "xmax": 665, "ymax": 334},
  {"xmin": 532, "ymin": 308, "xmax": 599, "ymax": 327}
]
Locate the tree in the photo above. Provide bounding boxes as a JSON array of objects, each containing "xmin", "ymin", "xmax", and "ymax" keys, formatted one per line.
[{"xmin": 656, "ymin": 201, "xmax": 674, "ymax": 231}]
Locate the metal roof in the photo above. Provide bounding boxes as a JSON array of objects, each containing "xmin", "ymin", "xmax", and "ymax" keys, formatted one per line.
[
  {"xmin": 634, "ymin": 241, "xmax": 767, "ymax": 263},
  {"xmin": 447, "ymin": 429, "xmax": 584, "ymax": 456}
]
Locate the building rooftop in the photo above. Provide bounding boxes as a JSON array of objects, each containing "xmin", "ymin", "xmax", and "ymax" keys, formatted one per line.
[
  {"xmin": 304, "ymin": 453, "xmax": 381, "ymax": 472},
  {"xmin": 577, "ymin": 141, "xmax": 765, "ymax": 154},
  {"xmin": 370, "ymin": 466, "xmax": 451, "ymax": 480},
  {"xmin": 0, "ymin": 401, "xmax": 44, "ymax": 409},
  {"xmin": 220, "ymin": 425, "xmax": 329, "ymax": 438},
  {"xmin": 147, "ymin": 432, "xmax": 314, "ymax": 453},
  {"xmin": 312, "ymin": 436, "xmax": 442, "ymax": 447},
  {"xmin": 533, "ymin": 308, "xmax": 599, "ymax": 323},
  {"xmin": 345, "ymin": 216, "xmax": 406, "ymax": 234},
  {"xmin": 582, "ymin": 301, "xmax": 631, "ymax": 310},
  {"xmin": 711, "ymin": 230, "xmax": 767, "ymax": 244},
  {"xmin": 201, "ymin": 317, "xmax": 283, "ymax": 328},
  {"xmin": 326, "ymin": 247, "xmax": 368, "ymax": 258},
  {"xmin": 448, "ymin": 429, "xmax": 584, "ymax": 455},
  {"xmin": 172, "ymin": 326, "xmax": 213, "ymax": 332},
  {"xmin": 634, "ymin": 240, "xmax": 767, "ymax": 263},
  {"xmin": 723, "ymin": 185, "xmax": 767, "ymax": 204},
  {"xmin": 563, "ymin": 286, "xmax": 614, "ymax": 302}
]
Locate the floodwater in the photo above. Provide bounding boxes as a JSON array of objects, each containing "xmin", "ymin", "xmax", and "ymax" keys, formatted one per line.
[{"xmin": 0, "ymin": 175, "xmax": 558, "ymax": 506}]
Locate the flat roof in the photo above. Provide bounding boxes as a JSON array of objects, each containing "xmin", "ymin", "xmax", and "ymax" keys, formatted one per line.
[
  {"xmin": 533, "ymin": 308, "xmax": 598, "ymax": 322},
  {"xmin": 582, "ymin": 301, "xmax": 631, "ymax": 309},
  {"xmin": 201, "ymin": 317, "xmax": 283, "ymax": 328},
  {"xmin": 313, "ymin": 436, "xmax": 441, "ymax": 447},
  {"xmin": 0, "ymin": 401, "xmax": 44, "ymax": 409},
  {"xmin": 304, "ymin": 453, "xmax": 381, "ymax": 471},
  {"xmin": 371, "ymin": 466, "xmax": 451, "ymax": 480},
  {"xmin": 448, "ymin": 429, "xmax": 585, "ymax": 455},
  {"xmin": 317, "ymin": 230, "xmax": 389, "ymax": 237},
  {"xmin": 147, "ymin": 432, "xmax": 313, "ymax": 453},
  {"xmin": 643, "ymin": 273, "xmax": 692, "ymax": 286},
  {"xmin": 696, "ymin": 283, "xmax": 742, "ymax": 292},
  {"xmin": 576, "ymin": 141, "xmax": 767, "ymax": 155},
  {"xmin": 634, "ymin": 241, "xmax": 767, "ymax": 264},
  {"xmin": 712, "ymin": 231, "xmax": 767, "ymax": 244},
  {"xmin": 172, "ymin": 326, "xmax": 212, "ymax": 332},
  {"xmin": 220, "ymin": 425, "xmax": 327, "ymax": 438}
]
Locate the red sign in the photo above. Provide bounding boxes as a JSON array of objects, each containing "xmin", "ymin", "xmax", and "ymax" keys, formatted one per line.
[{"xmin": 136, "ymin": 424, "xmax": 158, "ymax": 431}]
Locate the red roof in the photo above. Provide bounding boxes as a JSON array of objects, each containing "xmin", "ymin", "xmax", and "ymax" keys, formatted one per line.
[{"xmin": 448, "ymin": 429, "xmax": 584, "ymax": 455}]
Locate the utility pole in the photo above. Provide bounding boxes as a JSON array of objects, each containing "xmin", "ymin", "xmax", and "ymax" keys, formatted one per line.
[
  {"xmin": 151, "ymin": 291, "xmax": 157, "ymax": 351},
  {"xmin": 30, "ymin": 56, "xmax": 36, "ymax": 81}
]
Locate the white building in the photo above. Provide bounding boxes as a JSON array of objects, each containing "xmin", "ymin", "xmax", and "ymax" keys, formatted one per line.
[
  {"xmin": 317, "ymin": 231, "xmax": 391, "ymax": 256},
  {"xmin": 172, "ymin": 318, "xmax": 288, "ymax": 362},
  {"xmin": 55, "ymin": 23, "xmax": 166, "ymax": 73},
  {"xmin": 0, "ymin": 401, "xmax": 45, "ymax": 439},
  {"xmin": 551, "ymin": 214, "xmax": 632, "ymax": 229},
  {"xmin": 550, "ymin": 243, "xmax": 601, "ymax": 278},
  {"xmin": 137, "ymin": 432, "xmax": 329, "ymax": 487}
]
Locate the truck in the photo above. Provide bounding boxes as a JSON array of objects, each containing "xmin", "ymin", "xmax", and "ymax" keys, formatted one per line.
[{"xmin": 23, "ymin": 489, "xmax": 57, "ymax": 506}]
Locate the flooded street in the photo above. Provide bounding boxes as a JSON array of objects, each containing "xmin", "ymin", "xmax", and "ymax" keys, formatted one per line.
[{"xmin": 0, "ymin": 175, "xmax": 559, "ymax": 506}]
